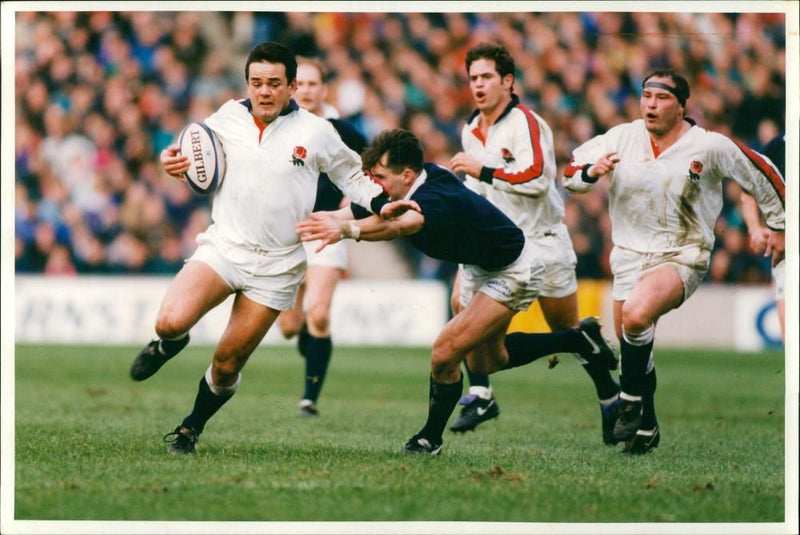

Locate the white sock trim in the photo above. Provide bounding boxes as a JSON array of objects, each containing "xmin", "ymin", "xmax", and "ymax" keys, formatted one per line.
[
  {"xmin": 619, "ymin": 391, "xmax": 642, "ymax": 403},
  {"xmin": 622, "ymin": 324, "xmax": 655, "ymax": 346},
  {"xmin": 205, "ymin": 365, "xmax": 241, "ymax": 396},
  {"xmin": 468, "ymin": 386, "xmax": 493, "ymax": 399},
  {"xmin": 158, "ymin": 333, "xmax": 188, "ymax": 355},
  {"xmin": 600, "ymin": 392, "xmax": 619, "ymax": 406}
]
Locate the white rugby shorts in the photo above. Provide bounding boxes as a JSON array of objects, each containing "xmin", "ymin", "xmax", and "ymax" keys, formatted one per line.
[
  {"xmin": 459, "ymin": 242, "xmax": 544, "ymax": 312},
  {"xmin": 610, "ymin": 245, "xmax": 710, "ymax": 302},
  {"xmin": 773, "ymin": 259, "xmax": 785, "ymax": 300},
  {"xmin": 526, "ymin": 223, "xmax": 578, "ymax": 299},
  {"xmin": 190, "ymin": 231, "xmax": 306, "ymax": 311},
  {"xmin": 302, "ymin": 239, "xmax": 348, "ymax": 270}
]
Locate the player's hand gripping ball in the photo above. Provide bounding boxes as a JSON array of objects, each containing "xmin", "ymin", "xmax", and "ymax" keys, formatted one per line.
[{"xmin": 178, "ymin": 122, "xmax": 226, "ymax": 194}]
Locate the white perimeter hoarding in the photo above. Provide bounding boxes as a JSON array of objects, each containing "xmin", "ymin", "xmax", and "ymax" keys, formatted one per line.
[
  {"xmin": 14, "ymin": 276, "xmax": 449, "ymax": 347},
  {"xmin": 14, "ymin": 276, "xmax": 782, "ymax": 350}
]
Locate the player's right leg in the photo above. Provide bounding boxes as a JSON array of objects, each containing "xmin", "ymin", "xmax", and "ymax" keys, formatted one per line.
[
  {"xmin": 449, "ymin": 269, "xmax": 501, "ymax": 433},
  {"xmin": 296, "ymin": 264, "xmax": 342, "ymax": 417},
  {"xmin": 403, "ymin": 293, "xmax": 516, "ymax": 455},
  {"xmin": 613, "ymin": 267, "xmax": 683, "ymax": 451},
  {"xmin": 166, "ymin": 293, "xmax": 282, "ymax": 454},
  {"xmin": 130, "ymin": 260, "xmax": 232, "ymax": 381}
]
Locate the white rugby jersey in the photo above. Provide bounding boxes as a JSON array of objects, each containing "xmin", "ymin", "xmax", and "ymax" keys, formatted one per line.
[
  {"xmin": 460, "ymin": 94, "xmax": 564, "ymax": 237},
  {"xmin": 563, "ymin": 119, "xmax": 785, "ymax": 254},
  {"xmin": 200, "ymin": 98, "xmax": 384, "ymax": 260}
]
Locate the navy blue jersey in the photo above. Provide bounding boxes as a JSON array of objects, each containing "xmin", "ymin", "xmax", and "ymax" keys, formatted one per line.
[
  {"xmin": 313, "ymin": 118, "xmax": 368, "ymax": 211},
  {"xmin": 353, "ymin": 163, "xmax": 525, "ymax": 270}
]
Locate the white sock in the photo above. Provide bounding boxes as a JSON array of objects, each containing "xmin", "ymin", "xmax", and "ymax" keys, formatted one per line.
[
  {"xmin": 205, "ymin": 365, "xmax": 241, "ymax": 396},
  {"xmin": 622, "ymin": 324, "xmax": 654, "ymax": 346},
  {"xmin": 468, "ymin": 386, "xmax": 493, "ymax": 399}
]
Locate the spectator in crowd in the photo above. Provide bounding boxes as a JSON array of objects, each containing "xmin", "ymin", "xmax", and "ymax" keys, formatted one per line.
[{"xmin": 15, "ymin": 11, "xmax": 786, "ymax": 287}]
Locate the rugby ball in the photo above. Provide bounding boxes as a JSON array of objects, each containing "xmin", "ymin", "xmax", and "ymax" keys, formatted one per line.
[{"xmin": 178, "ymin": 122, "xmax": 226, "ymax": 194}]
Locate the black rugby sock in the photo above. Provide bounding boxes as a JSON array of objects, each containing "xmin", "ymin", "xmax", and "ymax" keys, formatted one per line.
[
  {"xmin": 619, "ymin": 337, "xmax": 652, "ymax": 398},
  {"xmin": 181, "ymin": 375, "xmax": 234, "ymax": 433},
  {"xmin": 160, "ymin": 334, "xmax": 189, "ymax": 356},
  {"xmin": 419, "ymin": 374, "xmax": 463, "ymax": 444},
  {"xmin": 465, "ymin": 362, "xmax": 490, "ymax": 388},
  {"xmin": 302, "ymin": 334, "xmax": 332, "ymax": 403},
  {"xmin": 297, "ymin": 323, "xmax": 312, "ymax": 357},
  {"xmin": 641, "ymin": 368, "xmax": 658, "ymax": 429},
  {"xmin": 581, "ymin": 359, "xmax": 620, "ymax": 400},
  {"xmin": 503, "ymin": 330, "xmax": 585, "ymax": 370}
]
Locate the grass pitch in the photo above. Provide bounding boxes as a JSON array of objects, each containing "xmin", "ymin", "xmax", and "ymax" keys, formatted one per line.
[{"xmin": 11, "ymin": 343, "xmax": 788, "ymax": 527}]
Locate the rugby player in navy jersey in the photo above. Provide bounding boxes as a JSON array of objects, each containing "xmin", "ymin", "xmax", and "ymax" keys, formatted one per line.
[
  {"xmin": 277, "ymin": 57, "xmax": 368, "ymax": 418},
  {"xmin": 297, "ymin": 129, "xmax": 616, "ymax": 454}
]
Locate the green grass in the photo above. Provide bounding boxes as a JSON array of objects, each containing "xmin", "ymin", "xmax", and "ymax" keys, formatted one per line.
[{"xmin": 12, "ymin": 343, "xmax": 787, "ymax": 525}]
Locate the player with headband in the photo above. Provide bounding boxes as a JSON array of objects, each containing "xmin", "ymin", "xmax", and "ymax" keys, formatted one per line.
[{"xmin": 563, "ymin": 69, "xmax": 785, "ymax": 454}]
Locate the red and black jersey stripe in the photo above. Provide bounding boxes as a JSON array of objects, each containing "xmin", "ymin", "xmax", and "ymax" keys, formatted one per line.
[
  {"xmin": 732, "ymin": 138, "xmax": 785, "ymax": 206},
  {"xmin": 489, "ymin": 103, "xmax": 545, "ymax": 185}
]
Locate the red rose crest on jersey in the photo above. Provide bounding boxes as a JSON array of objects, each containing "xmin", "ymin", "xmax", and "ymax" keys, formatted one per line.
[
  {"xmin": 291, "ymin": 146, "xmax": 307, "ymax": 166},
  {"xmin": 501, "ymin": 148, "xmax": 515, "ymax": 164},
  {"xmin": 688, "ymin": 160, "xmax": 703, "ymax": 181}
]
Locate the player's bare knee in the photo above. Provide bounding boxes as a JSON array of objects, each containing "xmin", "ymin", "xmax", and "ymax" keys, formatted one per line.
[
  {"xmin": 620, "ymin": 302, "xmax": 651, "ymax": 334},
  {"xmin": 210, "ymin": 355, "xmax": 242, "ymax": 383},
  {"xmin": 278, "ymin": 322, "xmax": 300, "ymax": 339},
  {"xmin": 154, "ymin": 313, "xmax": 188, "ymax": 340},
  {"xmin": 305, "ymin": 308, "xmax": 330, "ymax": 334}
]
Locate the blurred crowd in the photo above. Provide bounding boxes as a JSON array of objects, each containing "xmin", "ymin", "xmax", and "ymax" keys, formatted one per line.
[{"xmin": 14, "ymin": 10, "xmax": 785, "ymax": 286}]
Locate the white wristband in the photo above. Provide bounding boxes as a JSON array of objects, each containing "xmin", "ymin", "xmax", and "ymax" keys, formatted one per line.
[
  {"xmin": 340, "ymin": 220, "xmax": 361, "ymax": 241},
  {"xmin": 349, "ymin": 221, "xmax": 361, "ymax": 240}
]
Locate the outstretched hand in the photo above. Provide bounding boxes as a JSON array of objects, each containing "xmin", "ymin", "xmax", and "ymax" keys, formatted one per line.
[
  {"xmin": 587, "ymin": 152, "xmax": 620, "ymax": 179},
  {"xmin": 296, "ymin": 212, "xmax": 343, "ymax": 253},
  {"xmin": 380, "ymin": 199, "xmax": 421, "ymax": 220}
]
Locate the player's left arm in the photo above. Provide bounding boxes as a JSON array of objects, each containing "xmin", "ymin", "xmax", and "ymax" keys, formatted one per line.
[
  {"xmin": 739, "ymin": 192, "xmax": 770, "ymax": 254},
  {"xmin": 717, "ymin": 135, "xmax": 785, "ymax": 265}
]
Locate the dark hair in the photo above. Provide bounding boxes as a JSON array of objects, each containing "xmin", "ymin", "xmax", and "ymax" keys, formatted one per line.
[
  {"xmin": 642, "ymin": 69, "xmax": 690, "ymax": 108},
  {"xmin": 245, "ymin": 42, "xmax": 297, "ymax": 83},
  {"xmin": 465, "ymin": 42, "xmax": 516, "ymax": 86},
  {"xmin": 361, "ymin": 129, "xmax": 424, "ymax": 174}
]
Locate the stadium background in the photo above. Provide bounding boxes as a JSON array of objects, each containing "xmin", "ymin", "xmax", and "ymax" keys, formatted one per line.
[{"xmin": 11, "ymin": 9, "xmax": 789, "ymax": 349}]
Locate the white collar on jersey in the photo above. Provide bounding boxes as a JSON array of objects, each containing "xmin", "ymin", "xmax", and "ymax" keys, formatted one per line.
[{"xmin": 404, "ymin": 168, "xmax": 428, "ymax": 200}]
